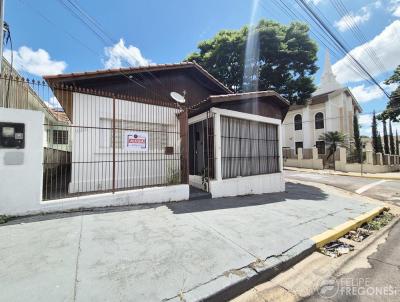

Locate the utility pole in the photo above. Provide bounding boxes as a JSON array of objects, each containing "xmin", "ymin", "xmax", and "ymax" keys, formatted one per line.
[{"xmin": 0, "ymin": 0, "xmax": 5, "ymax": 73}]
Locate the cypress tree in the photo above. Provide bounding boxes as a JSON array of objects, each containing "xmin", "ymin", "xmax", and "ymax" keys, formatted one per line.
[
  {"xmin": 383, "ymin": 119, "xmax": 390, "ymax": 154},
  {"xmin": 376, "ymin": 131, "xmax": 383, "ymax": 153},
  {"xmin": 371, "ymin": 111, "xmax": 380, "ymax": 153},
  {"xmin": 389, "ymin": 120, "xmax": 395, "ymax": 154},
  {"xmin": 353, "ymin": 113, "xmax": 362, "ymax": 162}
]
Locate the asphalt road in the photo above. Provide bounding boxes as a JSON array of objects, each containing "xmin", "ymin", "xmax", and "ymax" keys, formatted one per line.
[
  {"xmin": 284, "ymin": 170, "xmax": 400, "ymax": 204},
  {"xmin": 303, "ymin": 220, "xmax": 400, "ymax": 302}
]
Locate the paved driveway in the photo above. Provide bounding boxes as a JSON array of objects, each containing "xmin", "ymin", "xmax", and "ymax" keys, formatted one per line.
[{"xmin": 0, "ymin": 182, "xmax": 380, "ymax": 302}]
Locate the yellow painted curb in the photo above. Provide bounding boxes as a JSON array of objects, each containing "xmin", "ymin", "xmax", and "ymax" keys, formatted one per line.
[{"xmin": 312, "ymin": 206, "xmax": 388, "ymax": 248}]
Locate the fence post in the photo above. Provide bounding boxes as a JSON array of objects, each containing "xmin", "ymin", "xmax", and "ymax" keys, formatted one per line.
[
  {"xmin": 178, "ymin": 107, "xmax": 189, "ymax": 184},
  {"xmin": 112, "ymin": 95, "xmax": 116, "ymax": 193},
  {"xmin": 366, "ymin": 150, "xmax": 373, "ymax": 165},
  {"xmin": 339, "ymin": 147, "xmax": 347, "ymax": 164},
  {"xmin": 297, "ymin": 148, "xmax": 303, "ymax": 161},
  {"xmin": 312, "ymin": 147, "xmax": 318, "ymax": 160},
  {"xmin": 376, "ymin": 153, "xmax": 383, "ymax": 165}
]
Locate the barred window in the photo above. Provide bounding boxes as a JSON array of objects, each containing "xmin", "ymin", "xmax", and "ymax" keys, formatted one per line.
[
  {"xmin": 316, "ymin": 140, "xmax": 326, "ymax": 154},
  {"xmin": 315, "ymin": 112, "xmax": 324, "ymax": 129},
  {"xmin": 221, "ymin": 116, "xmax": 280, "ymax": 179},
  {"xmin": 294, "ymin": 114, "xmax": 302, "ymax": 130},
  {"xmin": 100, "ymin": 118, "xmax": 167, "ymax": 151},
  {"xmin": 53, "ymin": 130, "xmax": 68, "ymax": 145}
]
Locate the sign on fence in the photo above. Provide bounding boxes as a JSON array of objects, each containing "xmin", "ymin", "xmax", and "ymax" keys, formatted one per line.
[{"xmin": 124, "ymin": 131, "xmax": 148, "ymax": 151}]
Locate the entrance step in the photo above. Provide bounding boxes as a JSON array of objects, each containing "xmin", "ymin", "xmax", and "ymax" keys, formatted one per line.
[{"xmin": 189, "ymin": 186, "xmax": 212, "ymax": 200}]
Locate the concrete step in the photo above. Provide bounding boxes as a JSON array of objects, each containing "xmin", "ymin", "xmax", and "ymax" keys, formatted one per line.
[{"xmin": 189, "ymin": 186, "xmax": 211, "ymax": 200}]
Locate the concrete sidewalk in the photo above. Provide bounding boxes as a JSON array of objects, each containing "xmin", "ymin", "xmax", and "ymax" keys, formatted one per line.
[
  {"xmin": 285, "ymin": 166, "xmax": 400, "ymax": 180},
  {"xmin": 0, "ymin": 182, "xmax": 384, "ymax": 302}
]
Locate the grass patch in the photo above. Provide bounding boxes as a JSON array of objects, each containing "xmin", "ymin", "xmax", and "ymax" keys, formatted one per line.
[
  {"xmin": 0, "ymin": 215, "xmax": 9, "ymax": 224},
  {"xmin": 364, "ymin": 211, "xmax": 394, "ymax": 231}
]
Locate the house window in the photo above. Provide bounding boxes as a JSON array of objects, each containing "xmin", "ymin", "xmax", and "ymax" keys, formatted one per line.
[
  {"xmin": 315, "ymin": 112, "xmax": 324, "ymax": 129},
  {"xmin": 316, "ymin": 141, "xmax": 326, "ymax": 154},
  {"xmin": 294, "ymin": 114, "xmax": 302, "ymax": 130},
  {"xmin": 99, "ymin": 118, "xmax": 168, "ymax": 151},
  {"xmin": 53, "ymin": 130, "xmax": 68, "ymax": 145},
  {"xmin": 295, "ymin": 142, "xmax": 303, "ymax": 154},
  {"xmin": 220, "ymin": 116, "xmax": 280, "ymax": 179}
]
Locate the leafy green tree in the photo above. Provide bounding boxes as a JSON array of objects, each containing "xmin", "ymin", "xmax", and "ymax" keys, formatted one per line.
[
  {"xmin": 187, "ymin": 20, "xmax": 318, "ymax": 104},
  {"xmin": 376, "ymin": 131, "xmax": 383, "ymax": 154},
  {"xmin": 319, "ymin": 131, "xmax": 346, "ymax": 160},
  {"xmin": 383, "ymin": 119, "xmax": 390, "ymax": 154},
  {"xmin": 353, "ymin": 113, "xmax": 362, "ymax": 163},
  {"xmin": 389, "ymin": 120, "xmax": 395, "ymax": 154},
  {"xmin": 382, "ymin": 65, "xmax": 400, "ymax": 121}
]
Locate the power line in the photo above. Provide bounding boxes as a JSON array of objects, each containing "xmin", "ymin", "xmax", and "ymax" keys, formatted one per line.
[{"xmin": 295, "ymin": 0, "xmax": 391, "ymax": 99}]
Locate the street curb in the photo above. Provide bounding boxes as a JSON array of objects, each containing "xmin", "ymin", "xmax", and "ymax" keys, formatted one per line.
[
  {"xmin": 284, "ymin": 167, "xmax": 400, "ymax": 181},
  {"xmin": 311, "ymin": 206, "xmax": 388, "ymax": 248},
  {"xmin": 204, "ymin": 244, "xmax": 315, "ymax": 302}
]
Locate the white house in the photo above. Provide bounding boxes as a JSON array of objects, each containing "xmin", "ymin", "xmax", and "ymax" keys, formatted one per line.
[
  {"xmin": 45, "ymin": 62, "xmax": 289, "ymax": 199},
  {"xmin": 282, "ymin": 52, "xmax": 362, "ymax": 155}
]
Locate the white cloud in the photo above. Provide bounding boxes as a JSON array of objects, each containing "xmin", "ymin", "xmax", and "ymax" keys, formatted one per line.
[
  {"xmin": 334, "ymin": 6, "xmax": 371, "ymax": 32},
  {"xmin": 350, "ymin": 82, "xmax": 397, "ymax": 103},
  {"xmin": 359, "ymin": 112, "xmax": 400, "ymax": 136},
  {"xmin": 332, "ymin": 20, "xmax": 400, "ymax": 84},
  {"xmin": 103, "ymin": 39, "xmax": 151, "ymax": 69},
  {"xmin": 390, "ymin": 0, "xmax": 400, "ymax": 17},
  {"xmin": 3, "ymin": 46, "xmax": 67, "ymax": 76}
]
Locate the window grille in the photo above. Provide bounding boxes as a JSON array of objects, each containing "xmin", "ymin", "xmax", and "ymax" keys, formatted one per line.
[
  {"xmin": 53, "ymin": 130, "xmax": 68, "ymax": 145},
  {"xmin": 315, "ymin": 112, "xmax": 324, "ymax": 129},
  {"xmin": 294, "ymin": 114, "xmax": 302, "ymax": 130},
  {"xmin": 221, "ymin": 116, "xmax": 280, "ymax": 179}
]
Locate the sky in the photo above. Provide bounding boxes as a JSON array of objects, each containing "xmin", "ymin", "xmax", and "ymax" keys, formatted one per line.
[{"xmin": 3, "ymin": 0, "xmax": 400, "ymax": 136}]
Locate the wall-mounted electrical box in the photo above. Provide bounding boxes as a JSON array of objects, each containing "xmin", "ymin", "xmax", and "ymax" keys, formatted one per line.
[{"xmin": 0, "ymin": 122, "xmax": 25, "ymax": 149}]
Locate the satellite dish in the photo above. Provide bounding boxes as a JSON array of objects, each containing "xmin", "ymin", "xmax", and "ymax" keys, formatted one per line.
[{"xmin": 170, "ymin": 91, "xmax": 186, "ymax": 104}]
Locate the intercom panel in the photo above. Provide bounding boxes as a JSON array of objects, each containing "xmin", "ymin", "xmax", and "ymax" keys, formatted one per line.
[{"xmin": 0, "ymin": 122, "xmax": 25, "ymax": 149}]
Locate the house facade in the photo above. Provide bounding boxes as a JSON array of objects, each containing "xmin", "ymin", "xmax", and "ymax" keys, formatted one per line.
[
  {"xmin": 282, "ymin": 52, "xmax": 362, "ymax": 155},
  {"xmin": 45, "ymin": 62, "xmax": 289, "ymax": 199}
]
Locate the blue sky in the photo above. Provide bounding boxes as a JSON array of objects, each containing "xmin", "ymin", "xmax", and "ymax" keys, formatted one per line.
[{"xmin": 3, "ymin": 0, "xmax": 400, "ymax": 135}]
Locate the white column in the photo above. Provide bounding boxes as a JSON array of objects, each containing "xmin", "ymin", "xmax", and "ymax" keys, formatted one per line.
[
  {"xmin": 214, "ymin": 112, "xmax": 222, "ymax": 181},
  {"xmin": 303, "ymin": 106, "xmax": 312, "ymax": 149},
  {"xmin": 312, "ymin": 147, "xmax": 318, "ymax": 160},
  {"xmin": 297, "ymin": 148, "xmax": 303, "ymax": 161}
]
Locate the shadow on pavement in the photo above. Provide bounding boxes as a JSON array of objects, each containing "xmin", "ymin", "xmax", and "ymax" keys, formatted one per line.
[
  {"xmin": 167, "ymin": 182, "xmax": 328, "ymax": 214},
  {"xmin": 1, "ymin": 182, "xmax": 327, "ymax": 226}
]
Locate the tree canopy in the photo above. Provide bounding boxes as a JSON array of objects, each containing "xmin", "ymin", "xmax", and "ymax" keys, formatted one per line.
[
  {"xmin": 381, "ymin": 65, "xmax": 400, "ymax": 121},
  {"xmin": 186, "ymin": 20, "xmax": 318, "ymax": 104}
]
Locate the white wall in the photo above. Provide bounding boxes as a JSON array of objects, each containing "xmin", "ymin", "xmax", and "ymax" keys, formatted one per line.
[
  {"xmin": 70, "ymin": 93, "xmax": 181, "ymax": 193},
  {"xmin": 0, "ymin": 108, "xmax": 44, "ymax": 216},
  {"xmin": 209, "ymin": 173, "xmax": 284, "ymax": 198}
]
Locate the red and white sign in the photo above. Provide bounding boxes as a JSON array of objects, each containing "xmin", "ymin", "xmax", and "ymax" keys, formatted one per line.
[{"xmin": 124, "ymin": 131, "xmax": 148, "ymax": 151}]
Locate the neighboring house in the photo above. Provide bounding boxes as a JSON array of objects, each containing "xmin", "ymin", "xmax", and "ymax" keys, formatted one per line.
[
  {"xmin": 45, "ymin": 62, "xmax": 289, "ymax": 198},
  {"xmin": 282, "ymin": 52, "xmax": 362, "ymax": 155},
  {"xmin": 1, "ymin": 57, "xmax": 71, "ymax": 167}
]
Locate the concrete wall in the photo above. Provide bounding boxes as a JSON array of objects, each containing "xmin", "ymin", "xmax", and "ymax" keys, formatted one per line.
[
  {"xmin": 284, "ymin": 158, "xmax": 324, "ymax": 170},
  {"xmin": 70, "ymin": 93, "xmax": 181, "ymax": 193},
  {"xmin": 209, "ymin": 173, "xmax": 284, "ymax": 198},
  {"xmin": 0, "ymin": 108, "xmax": 44, "ymax": 216},
  {"xmin": 334, "ymin": 147, "xmax": 400, "ymax": 173}
]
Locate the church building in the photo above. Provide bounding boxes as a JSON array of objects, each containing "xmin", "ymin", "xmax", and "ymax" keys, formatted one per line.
[{"xmin": 282, "ymin": 52, "xmax": 362, "ymax": 155}]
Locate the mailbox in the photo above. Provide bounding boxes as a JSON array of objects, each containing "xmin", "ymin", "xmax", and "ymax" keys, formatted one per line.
[{"xmin": 0, "ymin": 122, "xmax": 25, "ymax": 149}]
